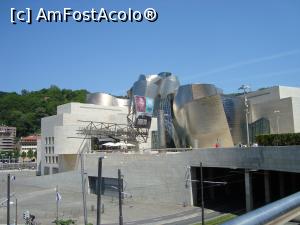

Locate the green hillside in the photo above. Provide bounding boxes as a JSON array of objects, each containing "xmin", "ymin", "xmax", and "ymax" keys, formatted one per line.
[{"xmin": 0, "ymin": 85, "xmax": 88, "ymax": 137}]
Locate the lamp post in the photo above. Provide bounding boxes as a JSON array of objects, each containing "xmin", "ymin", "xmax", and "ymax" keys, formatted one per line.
[
  {"xmin": 274, "ymin": 110, "xmax": 280, "ymax": 134},
  {"xmin": 96, "ymin": 157, "xmax": 103, "ymax": 225},
  {"xmin": 7, "ymin": 173, "xmax": 10, "ymax": 225},
  {"xmin": 200, "ymin": 163, "xmax": 204, "ymax": 225},
  {"xmin": 239, "ymin": 85, "xmax": 251, "ymax": 147},
  {"xmin": 118, "ymin": 169, "xmax": 123, "ymax": 225}
]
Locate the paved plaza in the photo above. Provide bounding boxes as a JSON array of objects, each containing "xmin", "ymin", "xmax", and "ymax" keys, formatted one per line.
[{"xmin": 0, "ymin": 170, "xmax": 207, "ymax": 225}]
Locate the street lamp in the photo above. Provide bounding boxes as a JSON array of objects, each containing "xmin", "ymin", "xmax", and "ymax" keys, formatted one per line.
[
  {"xmin": 239, "ymin": 85, "xmax": 251, "ymax": 147},
  {"xmin": 274, "ymin": 110, "xmax": 280, "ymax": 134}
]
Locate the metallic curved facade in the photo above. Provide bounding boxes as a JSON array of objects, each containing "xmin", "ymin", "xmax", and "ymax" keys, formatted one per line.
[
  {"xmin": 86, "ymin": 92, "xmax": 129, "ymax": 107},
  {"xmin": 129, "ymin": 73, "xmax": 248, "ymax": 148},
  {"xmin": 222, "ymin": 95, "xmax": 247, "ymax": 145},
  {"xmin": 173, "ymin": 84, "xmax": 234, "ymax": 148},
  {"xmin": 130, "ymin": 72, "xmax": 180, "ymax": 99}
]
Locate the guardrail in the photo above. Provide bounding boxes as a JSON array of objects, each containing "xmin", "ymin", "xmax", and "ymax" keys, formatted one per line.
[
  {"xmin": 0, "ymin": 162, "xmax": 37, "ymax": 170},
  {"xmin": 222, "ymin": 191, "xmax": 300, "ymax": 225}
]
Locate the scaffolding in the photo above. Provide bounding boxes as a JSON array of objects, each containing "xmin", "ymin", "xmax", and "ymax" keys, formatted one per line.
[{"xmin": 76, "ymin": 120, "xmax": 149, "ymax": 144}]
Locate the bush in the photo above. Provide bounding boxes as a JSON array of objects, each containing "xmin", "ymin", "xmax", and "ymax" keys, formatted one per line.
[
  {"xmin": 53, "ymin": 219, "xmax": 76, "ymax": 225},
  {"xmin": 256, "ymin": 133, "xmax": 300, "ymax": 146}
]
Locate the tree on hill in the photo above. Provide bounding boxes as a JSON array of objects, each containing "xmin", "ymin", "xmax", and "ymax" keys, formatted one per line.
[{"xmin": 0, "ymin": 86, "xmax": 88, "ymax": 137}]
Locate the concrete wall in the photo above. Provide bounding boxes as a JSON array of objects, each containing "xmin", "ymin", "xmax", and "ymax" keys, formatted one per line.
[
  {"xmin": 292, "ymin": 97, "xmax": 300, "ymax": 132},
  {"xmin": 82, "ymin": 146, "xmax": 300, "ymax": 206},
  {"xmin": 247, "ymin": 86, "xmax": 300, "ymax": 134},
  {"xmin": 279, "ymin": 86, "xmax": 300, "ymax": 99},
  {"xmin": 32, "ymin": 146, "xmax": 300, "ymax": 207},
  {"xmin": 250, "ymin": 97, "xmax": 294, "ymax": 133},
  {"xmin": 247, "ymin": 86, "xmax": 280, "ymax": 105},
  {"xmin": 85, "ymin": 153, "xmax": 191, "ymax": 206},
  {"xmin": 246, "ymin": 86, "xmax": 300, "ymax": 105}
]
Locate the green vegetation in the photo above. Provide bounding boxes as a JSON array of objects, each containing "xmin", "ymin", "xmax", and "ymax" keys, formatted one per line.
[
  {"xmin": 13, "ymin": 150, "xmax": 20, "ymax": 158},
  {"xmin": 193, "ymin": 214, "xmax": 236, "ymax": 225},
  {"xmin": 21, "ymin": 151, "xmax": 27, "ymax": 162},
  {"xmin": 256, "ymin": 133, "xmax": 300, "ymax": 146},
  {"xmin": 0, "ymin": 151, "xmax": 16, "ymax": 159},
  {"xmin": 53, "ymin": 219, "xmax": 76, "ymax": 225},
  {"xmin": 27, "ymin": 149, "xmax": 34, "ymax": 160},
  {"xmin": 0, "ymin": 85, "xmax": 88, "ymax": 137}
]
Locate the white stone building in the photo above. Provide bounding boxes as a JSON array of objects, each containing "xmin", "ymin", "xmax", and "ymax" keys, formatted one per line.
[
  {"xmin": 39, "ymin": 95, "xmax": 157, "ymax": 175},
  {"xmin": 247, "ymin": 86, "xmax": 300, "ymax": 134}
]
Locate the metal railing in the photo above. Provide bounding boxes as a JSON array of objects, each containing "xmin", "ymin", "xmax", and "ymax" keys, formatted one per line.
[
  {"xmin": 0, "ymin": 162, "xmax": 37, "ymax": 170},
  {"xmin": 222, "ymin": 191, "xmax": 300, "ymax": 225}
]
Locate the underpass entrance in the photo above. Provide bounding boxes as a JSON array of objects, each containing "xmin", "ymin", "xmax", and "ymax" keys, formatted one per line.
[
  {"xmin": 191, "ymin": 167, "xmax": 245, "ymax": 214},
  {"xmin": 191, "ymin": 166, "xmax": 300, "ymax": 214}
]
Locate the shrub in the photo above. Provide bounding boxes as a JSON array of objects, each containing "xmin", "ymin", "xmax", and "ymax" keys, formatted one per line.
[
  {"xmin": 53, "ymin": 219, "xmax": 76, "ymax": 225},
  {"xmin": 256, "ymin": 133, "xmax": 300, "ymax": 146}
]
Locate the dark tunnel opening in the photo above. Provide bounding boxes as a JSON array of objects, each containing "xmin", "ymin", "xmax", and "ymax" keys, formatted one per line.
[{"xmin": 191, "ymin": 167, "xmax": 300, "ymax": 215}]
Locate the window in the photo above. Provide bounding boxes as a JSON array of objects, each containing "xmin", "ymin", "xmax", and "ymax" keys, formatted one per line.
[
  {"xmin": 52, "ymin": 146, "xmax": 54, "ymax": 154},
  {"xmin": 44, "ymin": 167, "xmax": 50, "ymax": 175},
  {"xmin": 52, "ymin": 156, "xmax": 55, "ymax": 164},
  {"xmin": 52, "ymin": 137, "xmax": 54, "ymax": 144},
  {"xmin": 45, "ymin": 156, "xmax": 48, "ymax": 163},
  {"xmin": 56, "ymin": 156, "xmax": 59, "ymax": 164},
  {"xmin": 45, "ymin": 147, "xmax": 48, "ymax": 154},
  {"xmin": 45, "ymin": 137, "xmax": 48, "ymax": 145}
]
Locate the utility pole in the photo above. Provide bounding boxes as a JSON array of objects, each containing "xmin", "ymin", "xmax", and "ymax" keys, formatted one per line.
[
  {"xmin": 80, "ymin": 153, "xmax": 88, "ymax": 225},
  {"xmin": 7, "ymin": 173, "xmax": 10, "ymax": 225},
  {"xmin": 200, "ymin": 163, "xmax": 204, "ymax": 225},
  {"xmin": 56, "ymin": 185, "xmax": 59, "ymax": 222},
  {"xmin": 96, "ymin": 157, "xmax": 103, "ymax": 225},
  {"xmin": 239, "ymin": 85, "xmax": 251, "ymax": 147},
  {"xmin": 118, "ymin": 169, "xmax": 123, "ymax": 225},
  {"xmin": 15, "ymin": 198, "xmax": 18, "ymax": 225}
]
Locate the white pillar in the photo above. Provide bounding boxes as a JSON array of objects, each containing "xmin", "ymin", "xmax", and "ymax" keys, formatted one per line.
[{"xmin": 245, "ymin": 170, "xmax": 253, "ymax": 212}]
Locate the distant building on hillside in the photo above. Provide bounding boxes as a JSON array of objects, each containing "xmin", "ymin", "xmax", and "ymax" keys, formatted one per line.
[
  {"xmin": 19, "ymin": 135, "xmax": 40, "ymax": 153},
  {"xmin": 0, "ymin": 125, "xmax": 16, "ymax": 151}
]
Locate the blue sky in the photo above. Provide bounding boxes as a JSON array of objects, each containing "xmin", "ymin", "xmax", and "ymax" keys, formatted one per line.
[{"xmin": 1, "ymin": 0, "xmax": 300, "ymax": 95}]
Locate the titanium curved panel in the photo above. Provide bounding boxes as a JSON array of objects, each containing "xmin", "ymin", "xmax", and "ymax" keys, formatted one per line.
[
  {"xmin": 131, "ymin": 73, "xmax": 180, "ymax": 99},
  {"xmin": 86, "ymin": 93, "xmax": 129, "ymax": 107},
  {"xmin": 222, "ymin": 96, "xmax": 246, "ymax": 145},
  {"xmin": 158, "ymin": 75, "xmax": 180, "ymax": 98},
  {"xmin": 131, "ymin": 74, "xmax": 160, "ymax": 99},
  {"xmin": 173, "ymin": 84, "xmax": 234, "ymax": 148},
  {"xmin": 174, "ymin": 84, "xmax": 222, "ymax": 109}
]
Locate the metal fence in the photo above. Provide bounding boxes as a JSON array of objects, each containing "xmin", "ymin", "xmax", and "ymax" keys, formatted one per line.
[{"xmin": 0, "ymin": 162, "xmax": 37, "ymax": 170}]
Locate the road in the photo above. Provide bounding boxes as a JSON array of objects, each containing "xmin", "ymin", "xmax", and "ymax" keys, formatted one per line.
[{"xmin": 102, "ymin": 208, "xmax": 224, "ymax": 225}]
